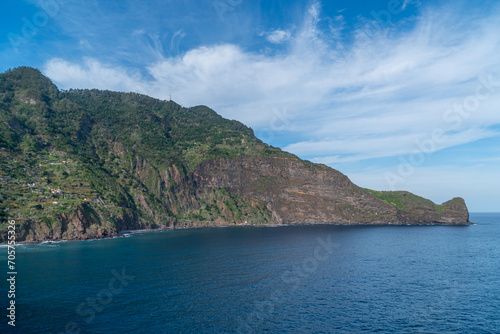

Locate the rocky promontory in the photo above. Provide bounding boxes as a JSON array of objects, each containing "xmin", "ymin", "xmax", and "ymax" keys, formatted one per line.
[{"xmin": 0, "ymin": 67, "xmax": 470, "ymax": 243}]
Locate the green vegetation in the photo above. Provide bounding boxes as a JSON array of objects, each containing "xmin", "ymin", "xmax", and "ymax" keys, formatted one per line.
[
  {"xmin": 0, "ymin": 67, "xmax": 288, "ymax": 240},
  {"xmin": 365, "ymin": 189, "xmax": 447, "ymax": 212}
]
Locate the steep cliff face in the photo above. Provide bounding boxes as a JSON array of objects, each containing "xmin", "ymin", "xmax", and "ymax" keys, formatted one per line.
[
  {"xmin": 9, "ymin": 203, "xmax": 142, "ymax": 242},
  {"xmin": 0, "ymin": 67, "xmax": 470, "ymax": 243},
  {"xmin": 194, "ymin": 157, "xmax": 469, "ymax": 225},
  {"xmin": 441, "ymin": 197, "xmax": 470, "ymax": 223}
]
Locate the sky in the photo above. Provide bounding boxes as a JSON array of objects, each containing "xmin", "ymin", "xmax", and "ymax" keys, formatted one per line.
[{"xmin": 1, "ymin": 0, "xmax": 499, "ymax": 212}]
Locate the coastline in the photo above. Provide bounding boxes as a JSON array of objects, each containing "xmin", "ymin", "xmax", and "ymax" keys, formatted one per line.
[{"xmin": 0, "ymin": 219, "xmax": 473, "ymax": 246}]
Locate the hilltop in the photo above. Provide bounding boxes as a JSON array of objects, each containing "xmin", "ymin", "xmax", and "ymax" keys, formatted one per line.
[{"xmin": 0, "ymin": 67, "xmax": 470, "ymax": 242}]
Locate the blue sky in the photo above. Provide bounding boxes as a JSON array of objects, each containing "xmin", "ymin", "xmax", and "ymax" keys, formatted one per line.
[{"xmin": 1, "ymin": 0, "xmax": 500, "ymax": 212}]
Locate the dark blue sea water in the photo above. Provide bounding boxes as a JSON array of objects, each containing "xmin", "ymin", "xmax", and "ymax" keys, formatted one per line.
[{"xmin": 1, "ymin": 213, "xmax": 499, "ymax": 333}]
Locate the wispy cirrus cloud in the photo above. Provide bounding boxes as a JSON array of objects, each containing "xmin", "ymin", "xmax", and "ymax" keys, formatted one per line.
[
  {"xmin": 402, "ymin": 0, "xmax": 422, "ymax": 11},
  {"xmin": 290, "ymin": 127, "xmax": 500, "ymax": 164}
]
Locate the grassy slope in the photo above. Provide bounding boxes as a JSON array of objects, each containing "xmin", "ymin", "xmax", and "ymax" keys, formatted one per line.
[{"xmin": 364, "ymin": 189, "xmax": 447, "ymax": 213}]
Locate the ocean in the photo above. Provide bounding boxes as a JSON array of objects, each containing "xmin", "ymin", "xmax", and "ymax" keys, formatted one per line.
[{"xmin": 1, "ymin": 213, "xmax": 499, "ymax": 333}]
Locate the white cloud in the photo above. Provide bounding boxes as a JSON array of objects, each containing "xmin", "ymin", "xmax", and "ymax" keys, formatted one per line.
[
  {"xmin": 44, "ymin": 58, "xmax": 148, "ymax": 93},
  {"xmin": 292, "ymin": 127, "xmax": 499, "ymax": 163},
  {"xmin": 265, "ymin": 29, "xmax": 291, "ymax": 44},
  {"xmin": 42, "ymin": 2, "xmax": 500, "ymax": 165}
]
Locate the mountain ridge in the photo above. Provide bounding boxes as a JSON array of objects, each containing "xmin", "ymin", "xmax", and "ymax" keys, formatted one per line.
[{"xmin": 0, "ymin": 67, "xmax": 470, "ymax": 242}]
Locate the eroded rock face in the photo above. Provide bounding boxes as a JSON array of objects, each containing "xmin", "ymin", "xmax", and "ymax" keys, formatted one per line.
[
  {"xmin": 1, "ymin": 155, "xmax": 470, "ymax": 244},
  {"xmin": 441, "ymin": 197, "xmax": 470, "ymax": 223},
  {"xmin": 6, "ymin": 161, "xmax": 470, "ymax": 243},
  {"xmin": 193, "ymin": 157, "xmax": 470, "ymax": 226}
]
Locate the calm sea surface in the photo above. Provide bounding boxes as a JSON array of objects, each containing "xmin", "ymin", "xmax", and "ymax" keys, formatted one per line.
[{"xmin": 1, "ymin": 213, "xmax": 499, "ymax": 333}]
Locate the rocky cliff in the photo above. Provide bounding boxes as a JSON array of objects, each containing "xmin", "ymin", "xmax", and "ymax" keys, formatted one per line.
[
  {"xmin": 194, "ymin": 156, "xmax": 469, "ymax": 225},
  {"xmin": 0, "ymin": 67, "xmax": 470, "ymax": 242}
]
